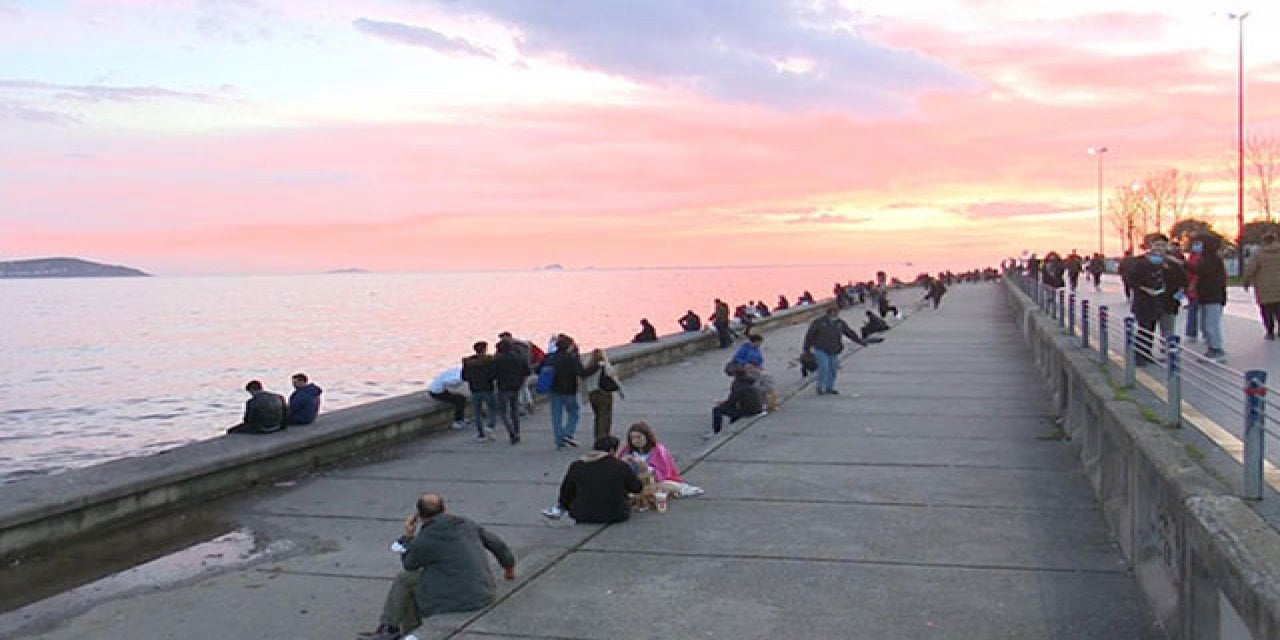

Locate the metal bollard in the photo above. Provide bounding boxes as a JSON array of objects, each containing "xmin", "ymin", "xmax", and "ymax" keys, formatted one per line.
[
  {"xmin": 1057, "ymin": 290, "xmax": 1066, "ymax": 327},
  {"xmin": 1068, "ymin": 293, "xmax": 1076, "ymax": 336},
  {"xmin": 1124, "ymin": 316, "xmax": 1136, "ymax": 386},
  {"xmin": 1165, "ymin": 335, "xmax": 1181, "ymax": 427},
  {"xmin": 1243, "ymin": 370, "xmax": 1267, "ymax": 501},
  {"xmin": 1081, "ymin": 300, "xmax": 1090, "ymax": 350},
  {"xmin": 1098, "ymin": 305, "xmax": 1109, "ymax": 365}
]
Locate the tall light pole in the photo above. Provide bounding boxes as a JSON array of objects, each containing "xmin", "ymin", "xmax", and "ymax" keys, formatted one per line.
[
  {"xmin": 1229, "ymin": 11, "xmax": 1249, "ymax": 274},
  {"xmin": 1089, "ymin": 146, "xmax": 1108, "ymax": 255}
]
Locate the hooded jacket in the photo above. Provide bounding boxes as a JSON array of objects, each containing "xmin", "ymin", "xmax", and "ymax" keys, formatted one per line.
[
  {"xmin": 401, "ymin": 513, "xmax": 515, "ymax": 617},
  {"xmin": 1244, "ymin": 243, "xmax": 1280, "ymax": 305},
  {"xmin": 287, "ymin": 383, "xmax": 323, "ymax": 425},
  {"xmin": 1192, "ymin": 235, "xmax": 1227, "ymax": 305},
  {"xmin": 556, "ymin": 451, "xmax": 642, "ymax": 524}
]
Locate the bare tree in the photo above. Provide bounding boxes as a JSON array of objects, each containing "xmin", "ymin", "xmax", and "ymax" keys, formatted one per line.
[
  {"xmin": 1247, "ymin": 133, "xmax": 1279, "ymax": 222},
  {"xmin": 1134, "ymin": 168, "xmax": 1199, "ymax": 231},
  {"xmin": 1109, "ymin": 183, "xmax": 1147, "ymax": 253}
]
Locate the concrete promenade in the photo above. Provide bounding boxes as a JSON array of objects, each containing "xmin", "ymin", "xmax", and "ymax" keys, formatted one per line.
[{"xmin": 4, "ymin": 283, "xmax": 1162, "ymax": 639}]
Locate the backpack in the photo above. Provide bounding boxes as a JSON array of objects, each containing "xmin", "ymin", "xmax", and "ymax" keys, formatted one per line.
[{"xmin": 535, "ymin": 364, "xmax": 555, "ymax": 394}]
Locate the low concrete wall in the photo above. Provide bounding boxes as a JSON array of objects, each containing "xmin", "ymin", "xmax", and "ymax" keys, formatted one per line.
[
  {"xmin": 0, "ymin": 301, "xmax": 834, "ymax": 560},
  {"xmin": 1004, "ymin": 278, "xmax": 1280, "ymax": 640}
]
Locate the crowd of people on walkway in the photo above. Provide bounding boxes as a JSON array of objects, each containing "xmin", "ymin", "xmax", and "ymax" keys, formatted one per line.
[{"xmin": 1012, "ymin": 230, "xmax": 1280, "ymax": 365}]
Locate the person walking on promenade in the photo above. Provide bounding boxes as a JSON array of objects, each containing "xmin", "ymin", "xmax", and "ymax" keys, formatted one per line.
[
  {"xmin": 1127, "ymin": 233, "xmax": 1187, "ymax": 366},
  {"xmin": 1183, "ymin": 241, "xmax": 1203, "ymax": 343},
  {"xmin": 706, "ymin": 366, "xmax": 764, "ymax": 438},
  {"xmin": 631, "ymin": 318, "xmax": 658, "ymax": 343},
  {"xmin": 802, "ymin": 305, "xmax": 866, "ymax": 395},
  {"xmin": 1087, "ymin": 253, "xmax": 1106, "ymax": 292},
  {"xmin": 361, "ymin": 493, "xmax": 515, "ymax": 640},
  {"xmin": 542, "ymin": 435, "xmax": 642, "ymax": 523},
  {"xmin": 226, "ymin": 379, "xmax": 287, "ymax": 434},
  {"xmin": 711, "ymin": 298, "xmax": 733, "ymax": 348},
  {"xmin": 1065, "ymin": 250, "xmax": 1083, "ymax": 291},
  {"xmin": 498, "ymin": 331, "xmax": 542, "ymax": 415},
  {"xmin": 1243, "ymin": 232, "xmax": 1280, "ymax": 340},
  {"xmin": 427, "ymin": 365, "xmax": 468, "ymax": 430},
  {"xmin": 1119, "ymin": 250, "xmax": 1137, "ymax": 300},
  {"xmin": 544, "ymin": 334, "xmax": 599, "ymax": 449},
  {"xmin": 923, "ymin": 276, "xmax": 948, "ymax": 309},
  {"xmin": 462, "ymin": 341, "xmax": 498, "ymax": 442},
  {"xmin": 286, "ymin": 372, "xmax": 323, "ymax": 426},
  {"xmin": 584, "ymin": 348, "xmax": 623, "ymax": 440},
  {"xmin": 492, "ymin": 340, "xmax": 530, "ymax": 444},
  {"xmin": 678, "ymin": 310, "xmax": 701, "ymax": 332},
  {"xmin": 1191, "ymin": 233, "xmax": 1228, "ymax": 362}
]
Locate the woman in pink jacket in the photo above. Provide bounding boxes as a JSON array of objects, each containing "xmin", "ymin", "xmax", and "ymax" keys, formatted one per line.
[{"xmin": 618, "ymin": 422, "xmax": 704, "ymax": 498}]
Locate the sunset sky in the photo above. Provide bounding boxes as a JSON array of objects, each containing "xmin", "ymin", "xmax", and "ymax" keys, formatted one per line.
[{"xmin": 3, "ymin": 1, "xmax": 1279, "ymax": 275}]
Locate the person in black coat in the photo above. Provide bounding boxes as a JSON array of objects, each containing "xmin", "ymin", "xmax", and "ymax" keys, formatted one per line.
[
  {"xmin": 227, "ymin": 380, "xmax": 287, "ymax": 434},
  {"xmin": 544, "ymin": 335, "xmax": 599, "ymax": 448},
  {"xmin": 1192, "ymin": 233, "xmax": 1228, "ymax": 361},
  {"xmin": 1127, "ymin": 234, "xmax": 1187, "ymax": 365},
  {"xmin": 461, "ymin": 341, "xmax": 498, "ymax": 440},
  {"xmin": 546, "ymin": 435, "xmax": 642, "ymax": 524},
  {"xmin": 632, "ymin": 318, "xmax": 658, "ymax": 343},
  {"xmin": 492, "ymin": 341, "xmax": 531, "ymax": 444},
  {"xmin": 706, "ymin": 367, "xmax": 763, "ymax": 438}
]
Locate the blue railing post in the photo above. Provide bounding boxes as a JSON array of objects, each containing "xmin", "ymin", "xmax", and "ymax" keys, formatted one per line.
[
  {"xmin": 1068, "ymin": 293, "xmax": 1077, "ymax": 336},
  {"xmin": 1165, "ymin": 335, "xmax": 1181, "ymax": 427},
  {"xmin": 1124, "ymin": 317, "xmax": 1136, "ymax": 386},
  {"xmin": 1243, "ymin": 370, "xmax": 1267, "ymax": 501},
  {"xmin": 1098, "ymin": 305, "xmax": 1109, "ymax": 365},
  {"xmin": 1081, "ymin": 300, "xmax": 1090, "ymax": 350}
]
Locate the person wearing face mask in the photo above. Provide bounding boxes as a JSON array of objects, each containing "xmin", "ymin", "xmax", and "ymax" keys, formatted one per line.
[
  {"xmin": 1191, "ymin": 233, "xmax": 1228, "ymax": 362},
  {"xmin": 1127, "ymin": 233, "xmax": 1188, "ymax": 366}
]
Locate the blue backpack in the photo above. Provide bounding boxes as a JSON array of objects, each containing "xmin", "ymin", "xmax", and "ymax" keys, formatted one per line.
[{"xmin": 535, "ymin": 364, "xmax": 555, "ymax": 394}]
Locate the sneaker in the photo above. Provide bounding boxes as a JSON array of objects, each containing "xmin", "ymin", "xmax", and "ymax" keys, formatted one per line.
[
  {"xmin": 485, "ymin": 427, "xmax": 497, "ymax": 440},
  {"xmin": 358, "ymin": 625, "xmax": 401, "ymax": 640},
  {"xmin": 403, "ymin": 635, "xmax": 421, "ymax": 640},
  {"xmin": 473, "ymin": 434, "xmax": 490, "ymax": 443},
  {"xmin": 827, "ymin": 389, "xmax": 840, "ymax": 395},
  {"xmin": 541, "ymin": 505, "xmax": 564, "ymax": 519},
  {"xmin": 562, "ymin": 436, "xmax": 579, "ymax": 448},
  {"xmin": 510, "ymin": 433, "xmax": 521, "ymax": 445},
  {"xmin": 450, "ymin": 420, "xmax": 467, "ymax": 430}
]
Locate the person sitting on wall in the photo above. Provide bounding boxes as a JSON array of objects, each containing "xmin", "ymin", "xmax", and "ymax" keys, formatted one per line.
[
  {"xmin": 227, "ymin": 379, "xmax": 287, "ymax": 434},
  {"xmin": 631, "ymin": 318, "xmax": 659, "ymax": 343},
  {"xmin": 286, "ymin": 372, "xmax": 323, "ymax": 425},
  {"xmin": 678, "ymin": 310, "xmax": 702, "ymax": 332}
]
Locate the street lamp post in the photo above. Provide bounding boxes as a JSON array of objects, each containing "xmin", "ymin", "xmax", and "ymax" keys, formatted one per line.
[
  {"xmin": 1229, "ymin": 11, "xmax": 1249, "ymax": 274},
  {"xmin": 1089, "ymin": 146, "xmax": 1108, "ymax": 255}
]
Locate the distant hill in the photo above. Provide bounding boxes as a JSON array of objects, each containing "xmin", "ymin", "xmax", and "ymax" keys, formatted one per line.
[
  {"xmin": 0, "ymin": 257, "xmax": 150, "ymax": 279},
  {"xmin": 324, "ymin": 268, "xmax": 370, "ymax": 274}
]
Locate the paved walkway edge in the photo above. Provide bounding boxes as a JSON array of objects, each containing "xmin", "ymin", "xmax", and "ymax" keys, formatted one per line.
[{"xmin": 1005, "ymin": 276, "xmax": 1280, "ymax": 640}]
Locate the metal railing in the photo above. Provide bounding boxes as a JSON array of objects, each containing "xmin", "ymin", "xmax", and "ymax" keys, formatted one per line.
[{"xmin": 1012, "ymin": 273, "xmax": 1276, "ymax": 500}]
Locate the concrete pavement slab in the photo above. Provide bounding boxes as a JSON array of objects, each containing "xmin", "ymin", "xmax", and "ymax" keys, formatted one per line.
[
  {"xmin": 464, "ymin": 552, "xmax": 1159, "ymax": 640},
  {"xmin": 581, "ymin": 500, "xmax": 1128, "ymax": 572},
  {"xmin": 691, "ymin": 460, "xmax": 1101, "ymax": 508},
  {"xmin": 706, "ymin": 430, "xmax": 1079, "ymax": 470}
]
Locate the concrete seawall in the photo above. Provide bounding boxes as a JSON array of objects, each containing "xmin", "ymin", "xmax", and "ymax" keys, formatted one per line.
[
  {"xmin": 0, "ymin": 302, "xmax": 833, "ymax": 561},
  {"xmin": 1004, "ymin": 277, "xmax": 1280, "ymax": 640}
]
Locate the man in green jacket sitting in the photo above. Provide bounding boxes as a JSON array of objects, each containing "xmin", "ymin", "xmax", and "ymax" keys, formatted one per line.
[{"xmin": 363, "ymin": 493, "xmax": 516, "ymax": 640}]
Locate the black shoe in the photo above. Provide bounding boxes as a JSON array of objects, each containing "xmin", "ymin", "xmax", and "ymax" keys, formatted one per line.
[
  {"xmin": 562, "ymin": 436, "xmax": 579, "ymax": 447},
  {"xmin": 827, "ymin": 389, "xmax": 840, "ymax": 395},
  {"xmin": 510, "ymin": 434, "xmax": 521, "ymax": 445},
  {"xmin": 358, "ymin": 625, "xmax": 400, "ymax": 640}
]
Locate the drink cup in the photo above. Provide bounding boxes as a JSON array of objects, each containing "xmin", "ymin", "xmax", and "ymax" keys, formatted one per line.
[{"xmin": 655, "ymin": 491, "xmax": 668, "ymax": 513}]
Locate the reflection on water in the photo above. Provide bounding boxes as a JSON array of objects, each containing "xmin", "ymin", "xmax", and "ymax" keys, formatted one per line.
[{"xmin": 0, "ymin": 264, "xmax": 955, "ymax": 482}]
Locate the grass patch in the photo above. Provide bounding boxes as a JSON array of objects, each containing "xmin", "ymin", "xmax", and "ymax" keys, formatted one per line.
[
  {"xmin": 1139, "ymin": 406, "xmax": 1163, "ymax": 424},
  {"xmin": 1185, "ymin": 444, "xmax": 1206, "ymax": 462}
]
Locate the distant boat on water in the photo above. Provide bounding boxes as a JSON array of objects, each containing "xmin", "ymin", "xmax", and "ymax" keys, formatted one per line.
[{"xmin": 0, "ymin": 257, "xmax": 149, "ymax": 279}]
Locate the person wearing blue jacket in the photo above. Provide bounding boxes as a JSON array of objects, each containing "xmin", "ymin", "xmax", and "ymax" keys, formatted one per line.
[
  {"xmin": 731, "ymin": 334, "xmax": 764, "ymax": 369},
  {"xmin": 287, "ymin": 373, "xmax": 323, "ymax": 425}
]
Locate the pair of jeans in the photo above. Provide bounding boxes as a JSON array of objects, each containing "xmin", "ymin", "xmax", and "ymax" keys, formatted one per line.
[
  {"xmin": 812, "ymin": 348, "xmax": 839, "ymax": 393},
  {"xmin": 1183, "ymin": 299, "xmax": 1200, "ymax": 338},
  {"xmin": 470, "ymin": 391, "xmax": 496, "ymax": 436},
  {"xmin": 429, "ymin": 390, "xmax": 466, "ymax": 422},
  {"xmin": 549, "ymin": 393, "xmax": 579, "ymax": 446},
  {"xmin": 496, "ymin": 390, "xmax": 520, "ymax": 438},
  {"xmin": 1199, "ymin": 303, "xmax": 1224, "ymax": 351}
]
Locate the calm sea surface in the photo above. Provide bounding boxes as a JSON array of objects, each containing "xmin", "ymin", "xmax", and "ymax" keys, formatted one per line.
[{"xmin": 0, "ymin": 264, "xmax": 953, "ymax": 484}]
